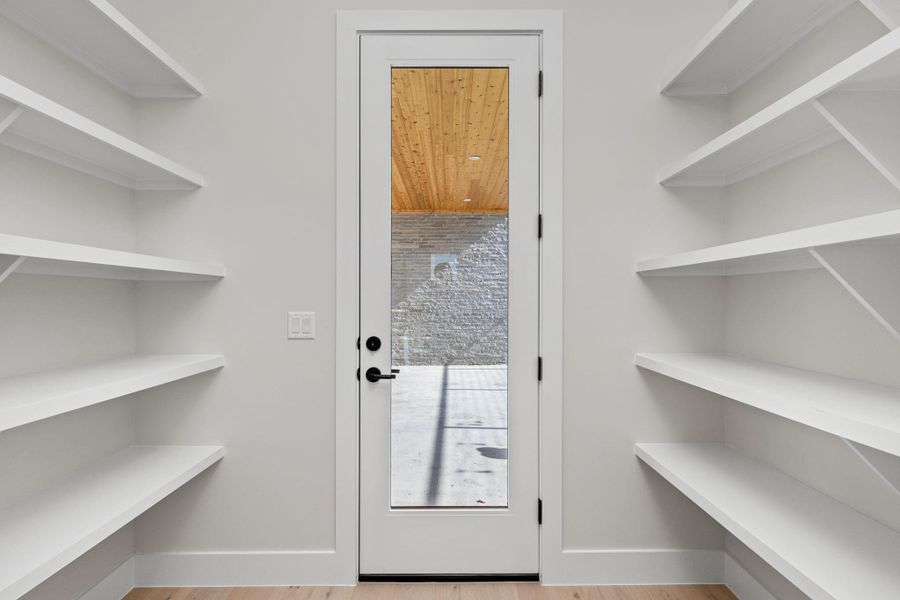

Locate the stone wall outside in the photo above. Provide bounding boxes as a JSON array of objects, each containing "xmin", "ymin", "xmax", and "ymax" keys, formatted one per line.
[{"xmin": 391, "ymin": 214, "xmax": 508, "ymax": 366}]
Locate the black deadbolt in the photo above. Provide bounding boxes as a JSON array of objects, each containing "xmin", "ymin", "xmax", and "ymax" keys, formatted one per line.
[{"xmin": 365, "ymin": 336, "xmax": 382, "ymax": 351}]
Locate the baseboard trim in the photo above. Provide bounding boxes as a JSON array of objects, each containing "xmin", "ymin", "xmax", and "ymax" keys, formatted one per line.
[
  {"xmin": 724, "ymin": 555, "xmax": 778, "ymax": 600},
  {"xmin": 78, "ymin": 557, "xmax": 135, "ymax": 600},
  {"xmin": 134, "ymin": 551, "xmax": 352, "ymax": 587},
  {"xmin": 544, "ymin": 549, "xmax": 724, "ymax": 586},
  {"xmin": 126, "ymin": 548, "xmax": 771, "ymax": 592}
]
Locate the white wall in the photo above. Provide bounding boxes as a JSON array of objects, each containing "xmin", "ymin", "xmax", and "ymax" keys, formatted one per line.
[
  {"xmin": 127, "ymin": 0, "xmax": 731, "ymax": 582},
  {"xmin": 722, "ymin": 3, "xmax": 900, "ymax": 597}
]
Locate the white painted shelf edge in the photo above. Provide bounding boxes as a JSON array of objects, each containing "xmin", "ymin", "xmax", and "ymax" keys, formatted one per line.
[
  {"xmin": 0, "ymin": 445, "xmax": 224, "ymax": 600},
  {"xmin": 0, "ymin": 74, "xmax": 203, "ymax": 189},
  {"xmin": 660, "ymin": 0, "xmax": 856, "ymax": 96},
  {"xmin": 658, "ymin": 28, "xmax": 900, "ymax": 185},
  {"xmin": 635, "ymin": 353, "xmax": 900, "ymax": 457},
  {"xmin": 0, "ymin": 354, "xmax": 225, "ymax": 434},
  {"xmin": 0, "ymin": 0, "xmax": 204, "ymax": 98},
  {"xmin": 636, "ymin": 443, "xmax": 900, "ymax": 600},
  {"xmin": 635, "ymin": 208, "xmax": 900, "ymax": 275},
  {"xmin": 0, "ymin": 233, "xmax": 225, "ymax": 281}
]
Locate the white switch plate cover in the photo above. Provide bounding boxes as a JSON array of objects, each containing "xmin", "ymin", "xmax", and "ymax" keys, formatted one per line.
[{"xmin": 288, "ymin": 312, "xmax": 315, "ymax": 339}]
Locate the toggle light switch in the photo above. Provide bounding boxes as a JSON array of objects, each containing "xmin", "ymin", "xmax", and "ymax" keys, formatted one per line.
[{"xmin": 288, "ymin": 312, "xmax": 315, "ymax": 339}]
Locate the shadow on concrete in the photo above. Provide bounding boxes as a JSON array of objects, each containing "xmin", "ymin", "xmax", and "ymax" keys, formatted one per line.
[{"xmin": 426, "ymin": 364, "xmax": 450, "ymax": 505}]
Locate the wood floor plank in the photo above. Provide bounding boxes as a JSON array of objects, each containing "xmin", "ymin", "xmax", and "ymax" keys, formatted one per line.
[
  {"xmin": 266, "ymin": 586, "xmax": 317, "ymax": 600},
  {"xmin": 347, "ymin": 584, "xmax": 395, "ymax": 600},
  {"xmin": 389, "ymin": 583, "xmax": 460, "ymax": 600},
  {"xmin": 124, "ymin": 588, "xmax": 196, "ymax": 600},
  {"xmin": 224, "ymin": 587, "xmax": 267, "ymax": 600},
  {"xmin": 188, "ymin": 588, "xmax": 234, "ymax": 600},
  {"xmin": 587, "ymin": 587, "xmax": 631, "ymax": 600},
  {"xmin": 515, "ymin": 584, "xmax": 591, "ymax": 600},
  {"xmin": 589, "ymin": 586, "xmax": 737, "ymax": 600},
  {"xmin": 318, "ymin": 586, "xmax": 358, "ymax": 600},
  {"xmin": 126, "ymin": 585, "xmax": 736, "ymax": 600},
  {"xmin": 458, "ymin": 583, "xmax": 519, "ymax": 600}
]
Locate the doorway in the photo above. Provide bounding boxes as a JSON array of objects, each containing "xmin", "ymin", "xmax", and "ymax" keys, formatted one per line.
[{"xmin": 358, "ymin": 34, "xmax": 541, "ymax": 576}]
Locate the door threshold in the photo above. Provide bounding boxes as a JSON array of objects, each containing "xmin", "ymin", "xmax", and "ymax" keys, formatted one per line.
[{"xmin": 359, "ymin": 573, "xmax": 540, "ymax": 583}]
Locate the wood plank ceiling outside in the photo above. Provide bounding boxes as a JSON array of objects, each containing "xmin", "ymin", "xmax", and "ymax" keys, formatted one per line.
[{"xmin": 391, "ymin": 68, "xmax": 509, "ymax": 214}]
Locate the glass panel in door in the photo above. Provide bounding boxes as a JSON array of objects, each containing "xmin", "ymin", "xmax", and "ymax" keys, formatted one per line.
[{"xmin": 389, "ymin": 67, "xmax": 510, "ymax": 508}]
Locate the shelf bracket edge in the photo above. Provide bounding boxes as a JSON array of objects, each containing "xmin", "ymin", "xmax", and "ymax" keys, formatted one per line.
[
  {"xmin": 859, "ymin": 0, "xmax": 900, "ymax": 30},
  {"xmin": 0, "ymin": 256, "xmax": 26, "ymax": 285},
  {"xmin": 0, "ymin": 105, "xmax": 24, "ymax": 136},
  {"xmin": 809, "ymin": 246, "xmax": 900, "ymax": 343},
  {"xmin": 842, "ymin": 439, "xmax": 900, "ymax": 496},
  {"xmin": 813, "ymin": 92, "xmax": 900, "ymax": 193}
]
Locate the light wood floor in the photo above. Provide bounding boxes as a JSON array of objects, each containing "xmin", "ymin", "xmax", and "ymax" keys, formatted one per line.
[{"xmin": 124, "ymin": 584, "xmax": 738, "ymax": 600}]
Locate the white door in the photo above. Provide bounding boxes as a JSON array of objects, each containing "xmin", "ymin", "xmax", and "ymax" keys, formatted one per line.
[{"xmin": 359, "ymin": 34, "xmax": 541, "ymax": 576}]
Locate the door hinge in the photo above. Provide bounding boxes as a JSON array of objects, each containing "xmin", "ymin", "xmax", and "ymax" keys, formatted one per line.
[
  {"xmin": 356, "ymin": 368, "xmax": 360, "ymax": 381},
  {"xmin": 538, "ymin": 71, "xmax": 543, "ymax": 98},
  {"xmin": 538, "ymin": 498, "xmax": 543, "ymax": 525},
  {"xmin": 538, "ymin": 356, "xmax": 543, "ymax": 382},
  {"xmin": 538, "ymin": 213, "xmax": 543, "ymax": 239}
]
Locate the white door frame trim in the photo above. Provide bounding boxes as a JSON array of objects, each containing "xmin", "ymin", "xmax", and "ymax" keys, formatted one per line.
[{"xmin": 335, "ymin": 10, "xmax": 564, "ymax": 583}]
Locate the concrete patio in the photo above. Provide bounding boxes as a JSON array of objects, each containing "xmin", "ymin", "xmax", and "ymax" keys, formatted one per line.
[{"xmin": 390, "ymin": 365, "xmax": 508, "ymax": 507}]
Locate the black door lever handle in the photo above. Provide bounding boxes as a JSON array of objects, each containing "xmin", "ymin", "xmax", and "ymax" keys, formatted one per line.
[{"xmin": 366, "ymin": 367, "xmax": 397, "ymax": 383}]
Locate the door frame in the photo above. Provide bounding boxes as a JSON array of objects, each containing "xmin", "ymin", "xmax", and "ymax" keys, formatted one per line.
[{"xmin": 336, "ymin": 10, "xmax": 563, "ymax": 584}]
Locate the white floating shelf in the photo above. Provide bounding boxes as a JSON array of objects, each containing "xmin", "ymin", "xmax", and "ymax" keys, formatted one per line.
[
  {"xmin": 659, "ymin": 28, "xmax": 900, "ymax": 187},
  {"xmin": 0, "ymin": 354, "xmax": 225, "ymax": 434},
  {"xmin": 0, "ymin": 233, "xmax": 225, "ymax": 281},
  {"xmin": 0, "ymin": 75, "xmax": 202, "ymax": 190},
  {"xmin": 637, "ymin": 443, "xmax": 900, "ymax": 600},
  {"xmin": 0, "ymin": 445, "xmax": 223, "ymax": 600},
  {"xmin": 636, "ymin": 353, "xmax": 900, "ymax": 457},
  {"xmin": 636, "ymin": 208, "xmax": 900, "ymax": 276},
  {"xmin": 0, "ymin": 0, "xmax": 203, "ymax": 98},
  {"xmin": 661, "ymin": 0, "xmax": 855, "ymax": 96}
]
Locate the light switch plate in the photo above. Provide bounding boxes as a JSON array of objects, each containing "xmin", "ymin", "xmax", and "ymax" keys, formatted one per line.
[{"xmin": 288, "ymin": 311, "xmax": 315, "ymax": 339}]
